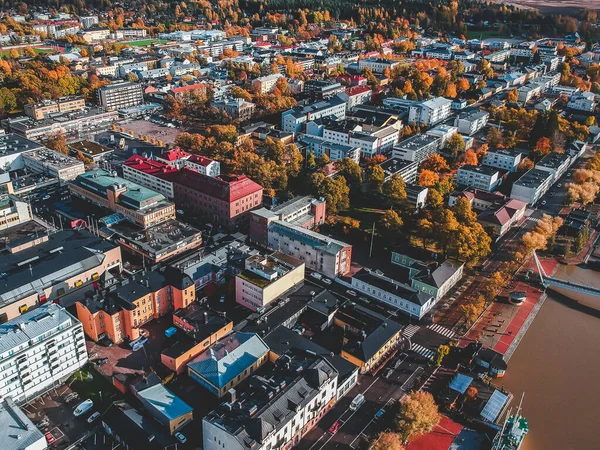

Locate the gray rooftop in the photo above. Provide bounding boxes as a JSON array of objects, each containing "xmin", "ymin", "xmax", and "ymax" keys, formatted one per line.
[
  {"xmin": 513, "ymin": 168, "xmax": 553, "ymax": 188},
  {"xmin": 0, "ymin": 303, "xmax": 77, "ymax": 358},
  {"xmin": 0, "ymin": 397, "xmax": 45, "ymax": 450},
  {"xmin": 136, "ymin": 384, "xmax": 193, "ymax": 421},
  {"xmin": 268, "ymin": 220, "xmax": 350, "ymax": 256}
]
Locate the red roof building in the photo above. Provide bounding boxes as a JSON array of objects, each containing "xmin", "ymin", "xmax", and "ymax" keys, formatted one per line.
[
  {"xmin": 169, "ymin": 83, "xmax": 210, "ymax": 98},
  {"xmin": 122, "ymin": 155, "xmax": 179, "ymax": 199},
  {"xmin": 166, "ymin": 169, "xmax": 263, "ymax": 230}
]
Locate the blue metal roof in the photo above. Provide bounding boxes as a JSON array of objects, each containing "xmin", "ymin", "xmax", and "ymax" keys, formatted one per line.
[
  {"xmin": 449, "ymin": 373, "xmax": 473, "ymax": 394},
  {"xmin": 481, "ymin": 389, "xmax": 508, "ymax": 422}
]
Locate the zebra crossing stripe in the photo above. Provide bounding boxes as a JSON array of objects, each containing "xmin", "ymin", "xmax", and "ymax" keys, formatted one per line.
[
  {"xmin": 410, "ymin": 343, "xmax": 435, "ymax": 360},
  {"xmin": 427, "ymin": 324, "xmax": 455, "ymax": 338},
  {"xmin": 403, "ymin": 325, "xmax": 420, "ymax": 338}
]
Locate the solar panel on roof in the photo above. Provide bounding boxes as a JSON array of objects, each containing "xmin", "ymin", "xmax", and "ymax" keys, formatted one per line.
[{"xmin": 481, "ymin": 389, "xmax": 508, "ymax": 422}]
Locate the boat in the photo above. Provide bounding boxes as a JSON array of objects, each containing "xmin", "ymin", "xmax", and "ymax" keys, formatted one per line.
[
  {"xmin": 492, "ymin": 393, "xmax": 529, "ymax": 450},
  {"xmin": 508, "ymin": 291, "xmax": 527, "ymax": 305}
]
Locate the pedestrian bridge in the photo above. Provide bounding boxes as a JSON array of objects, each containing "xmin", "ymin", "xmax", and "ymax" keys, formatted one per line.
[{"xmin": 532, "ymin": 250, "xmax": 600, "ymax": 298}]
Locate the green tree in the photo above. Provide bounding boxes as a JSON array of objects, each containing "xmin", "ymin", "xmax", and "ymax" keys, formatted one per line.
[
  {"xmin": 310, "ymin": 172, "xmax": 350, "ymax": 214},
  {"xmin": 306, "ymin": 151, "xmax": 317, "ymax": 169},
  {"xmin": 446, "ymin": 132, "xmax": 465, "ymax": 157},
  {"xmin": 333, "ymin": 158, "xmax": 362, "ymax": 185},
  {"xmin": 365, "ymin": 165, "xmax": 385, "ymax": 193},
  {"xmin": 433, "ymin": 344, "xmax": 450, "ymax": 367},
  {"xmin": 382, "ymin": 174, "xmax": 407, "ymax": 206}
]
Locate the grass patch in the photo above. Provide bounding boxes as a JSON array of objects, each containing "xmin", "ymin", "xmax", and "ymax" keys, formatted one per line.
[
  {"xmin": 0, "ymin": 48, "xmax": 54, "ymax": 57},
  {"xmin": 124, "ymin": 39, "xmax": 168, "ymax": 47},
  {"xmin": 69, "ymin": 368, "xmax": 121, "ymax": 412},
  {"xmin": 338, "ymin": 207, "xmax": 385, "ymax": 231}
]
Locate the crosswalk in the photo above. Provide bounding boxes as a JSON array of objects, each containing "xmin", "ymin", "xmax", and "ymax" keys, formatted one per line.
[
  {"xmin": 402, "ymin": 324, "xmax": 420, "ymax": 339},
  {"xmin": 528, "ymin": 217, "xmax": 540, "ymax": 224},
  {"xmin": 410, "ymin": 343, "xmax": 435, "ymax": 360},
  {"xmin": 427, "ymin": 324, "xmax": 455, "ymax": 338}
]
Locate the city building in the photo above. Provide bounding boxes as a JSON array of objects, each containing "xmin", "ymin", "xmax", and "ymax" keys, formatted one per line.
[
  {"xmin": 0, "ymin": 397, "xmax": 47, "ymax": 450},
  {"xmin": 351, "ymin": 268, "xmax": 435, "ymax": 319},
  {"xmin": 340, "ymin": 85, "xmax": 372, "ymax": 110},
  {"xmin": 380, "ymin": 157, "xmax": 418, "ymax": 184},
  {"xmin": 102, "ymin": 402, "xmax": 180, "ymax": 450},
  {"xmin": 155, "ymin": 148, "xmax": 191, "ymax": 169},
  {"xmin": 510, "ymin": 168, "xmax": 553, "ymax": 205},
  {"xmin": 410, "ymin": 260, "xmax": 464, "ymax": 301},
  {"xmin": 70, "ymin": 169, "xmax": 176, "ymax": 229},
  {"xmin": 69, "ymin": 140, "xmax": 114, "ymax": 163},
  {"xmin": 304, "ymin": 80, "xmax": 345, "ymax": 100},
  {"xmin": 252, "ymin": 74, "xmax": 284, "ymax": 94},
  {"xmin": 300, "ymin": 135, "xmax": 361, "ymax": 163},
  {"xmin": 456, "ymin": 165, "xmax": 502, "ymax": 192},
  {"xmin": 567, "ymin": 91, "xmax": 597, "ymax": 112},
  {"xmin": 0, "ymin": 229, "xmax": 121, "ymax": 322},
  {"xmin": 454, "ymin": 109, "xmax": 489, "ymax": 135},
  {"xmin": 97, "ymin": 82, "xmax": 144, "ymax": 110},
  {"xmin": 134, "ymin": 383, "xmax": 193, "ymax": 434},
  {"xmin": 535, "ymin": 152, "xmax": 572, "ymax": 184},
  {"xmin": 358, "ymin": 58, "xmax": 401, "ymax": 74},
  {"xmin": 0, "ymin": 195, "xmax": 32, "ymax": 229},
  {"xmin": 202, "ymin": 350, "xmax": 338, "ymax": 450},
  {"xmin": 267, "ymin": 220, "xmax": 352, "ymax": 278},
  {"xmin": 482, "ymin": 148, "xmax": 523, "ymax": 173},
  {"xmin": 334, "ymin": 302, "xmax": 403, "ymax": 372},
  {"xmin": 405, "ymin": 184, "xmax": 429, "ymax": 209},
  {"xmin": 0, "ymin": 134, "xmax": 45, "ymax": 172},
  {"xmin": 235, "ymin": 252, "xmax": 305, "ymax": 311},
  {"xmin": 165, "ymin": 169, "xmax": 263, "ymax": 231},
  {"xmin": 185, "ymin": 154, "xmax": 221, "ymax": 177},
  {"xmin": 249, "ymin": 196, "xmax": 326, "ymax": 247},
  {"xmin": 382, "ymin": 97, "xmax": 455, "ymax": 126},
  {"xmin": 24, "ymin": 97, "xmax": 86, "ymax": 120},
  {"xmin": 392, "ymin": 134, "xmax": 441, "ymax": 164},
  {"xmin": 162, "ymin": 303, "xmax": 233, "ymax": 374},
  {"xmin": 0, "ymin": 304, "xmax": 88, "ymax": 403},
  {"xmin": 188, "ymin": 331, "xmax": 269, "ymax": 397},
  {"xmin": 122, "ymin": 155, "xmax": 178, "ymax": 199},
  {"xmin": 212, "ymin": 98, "xmax": 256, "ymax": 121},
  {"xmin": 281, "ymin": 96, "xmax": 347, "ymax": 134},
  {"xmin": 22, "ymin": 148, "xmax": 84, "ymax": 181},
  {"xmin": 75, "ymin": 266, "xmax": 195, "ymax": 344}
]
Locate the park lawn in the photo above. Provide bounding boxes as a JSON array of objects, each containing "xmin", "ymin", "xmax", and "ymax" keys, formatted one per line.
[
  {"xmin": 338, "ymin": 206, "xmax": 386, "ymax": 231},
  {"xmin": 125, "ymin": 39, "xmax": 168, "ymax": 47},
  {"xmin": 0, "ymin": 48, "xmax": 54, "ymax": 57}
]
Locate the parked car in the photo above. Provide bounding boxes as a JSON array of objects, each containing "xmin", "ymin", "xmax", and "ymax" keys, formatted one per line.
[
  {"xmin": 93, "ymin": 357, "xmax": 108, "ymax": 366},
  {"xmin": 165, "ymin": 327, "xmax": 177, "ymax": 338},
  {"xmin": 322, "ymin": 278, "xmax": 332, "ymax": 285},
  {"xmin": 98, "ymin": 337, "xmax": 113, "ymax": 347},
  {"xmin": 73, "ymin": 399, "xmax": 94, "ymax": 417},
  {"xmin": 346, "ymin": 290, "xmax": 358, "ymax": 297},
  {"xmin": 45, "ymin": 432, "xmax": 56, "ymax": 444},
  {"xmin": 374, "ymin": 408, "xmax": 385, "ymax": 421},
  {"xmin": 328, "ymin": 421, "xmax": 340, "ymax": 434},
  {"xmin": 541, "ymin": 200, "xmax": 547, "ymax": 206},
  {"xmin": 65, "ymin": 392, "xmax": 79, "ymax": 404},
  {"xmin": 382, "ymin": 368, "xmax": 393, "ymax": 379},
  {"xmin": 557, "ymin": 183, "xmax": 562, "ymax": 188},
  {"xmin": 310, "ymin": 272, "xmax": 323, "ymax": 280},
  {"xmin": 87, "ymin": 412, "xmax": 101, "ymax": 423},
  {"xmin": 139, "ymin": 329, "xmax": 149, "ymax": 338},
  {"xmin": 175, "ymin": 432, "xmax": 187, "ymax": 444}
]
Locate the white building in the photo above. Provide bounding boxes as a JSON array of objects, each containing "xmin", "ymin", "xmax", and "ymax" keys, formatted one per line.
[
  {"xmin": 408, "ymin": 97, "xmax": 452, "ymax": 126},
  {"xmin": 456, "ymin": 165, "xmax": 502, "ymax": 192},
  {"xmin": 351, "ymin": 269, "xmax": 435, "ymax": 319},
  {"xmin": 358, "ymin": 58, "xmax": 400, "ymax": 74},
  {"xmin": 392, "ymin": 134, "xmax": 441, "ymax": 163},
  {"xmin": 426, "ymin": 125, "xmax": 458, "ymax": 148},
  {"xmin": 535, "ymin": 152, "xmax": 572, "ymax": 184},
  {"xmin": 185, "ymin": 154, "xmax": 221, "ymax": 177},
  {"xmin": 252, "ymin": 74, "xmax": 284, "ymax": 94},
  {"xmin": 282, "ymin": 97, "xmax": 347, "ymax": 134},
  {"xmin": 267, "ymin": 220, "xmax": 352, "ymax": 278},
  {"xmin": 510, "ymin": 168, "xmax": 553, "ymax": 205},
  {"xmin": 0, "ymin": 304, "xmax": 88, "ymax": 404},
  {"xmin": 482, "ymin": 148, "xmax": 523, "ymax": 173},
  {"xmin": 567, "ymin": 91, "xmax": 597, "ymax": 112},
  {"xmin": 454, "ymin": 109, "xmax": 489, "ymax": 135},
  {"xmin": 97, "ymin": 82, "xmax": 143, "ymax": 110}
]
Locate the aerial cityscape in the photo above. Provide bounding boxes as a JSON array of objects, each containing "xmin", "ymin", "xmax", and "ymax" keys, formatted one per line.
[{"xmin": 0, "ymin": 1, "xmax": 597, "ymax": 450}]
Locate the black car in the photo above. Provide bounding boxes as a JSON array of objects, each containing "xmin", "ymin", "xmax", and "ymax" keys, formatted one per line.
[
  {"xmin": 98, "ymin": 337, "xmax": 113, "ymax": 347},
  {"xmin": 93, "ymin": 357, "xmax": 109, "ymax": 366}
]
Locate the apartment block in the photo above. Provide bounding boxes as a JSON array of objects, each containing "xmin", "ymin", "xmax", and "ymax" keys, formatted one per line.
[
  {"xmin": 358, "ymin": 58, "xmax": 401, "ymax": 74},
  {"xmin": 482, "ymin": 148, "xmax": 523, "ymax": 173},
  {"xmin": 24, "ymin": 97, "xmax": 86, "ymax": 120},
  {"xmin": 456, "ymin": 165, "xmax": 502, "ymax": 192},
  {"xmin": 97, "ymin": 82, "xmax": 144, "ymax": 110},
  {"xmin": 281, "ymin": 96, "xmax": 347, "ymax": 134},
  {"xmin": 122, "ymin": 155, "xmax": 178, "ymax": 199},
  {"xmin": 510, "ymin": 168, "xmax": 553, "ymax": 205},
  {"xmin": 392, "ymin": 134, "xmax": 441, "ymax": 163},
  {"xmin": 267, "ymin": 220, "xmax": 352, "ymax": 278},
  {"xmin": 22, "ymin": 148, "xmax": 85, "ymax": 181},
  {"xmin": 454, "ymin": 109, "xmax": 489, "ymax": 135},
  {"xmin": 252, "ymin": 73, "xmax": 284, "ymax": 94},
  {"xmin": 249, "ymin": 196, "xmax": 326, "ymax": 246},
  {"xmin": 0, "ymin": 304, "xmax": 88, "ymax": 403},
  {"xmin": 535, "ymin": 152, "xmax": 572, "ymax": 183},
  {"xmin": 235, "ymin": 252, "xmax": 305, "ymax": 311}
]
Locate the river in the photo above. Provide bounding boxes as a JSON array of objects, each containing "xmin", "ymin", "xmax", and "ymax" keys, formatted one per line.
[{"xmin": 498, "ymin": 263, "xmax": 600, "ymax": 450}]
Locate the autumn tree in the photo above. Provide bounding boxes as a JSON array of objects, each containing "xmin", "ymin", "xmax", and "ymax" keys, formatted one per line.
[
  {"xmin": 419, "ymin": 170, "xmax": 440, "ymax": 187},
  {"xmin": 371, "ymin": 432, "xmax": 404, "ymax": 450},
  {"xmin": 446, "ymin": 132, "xmax": 466, "ymax": 157},
  {"xmin": 487, "ymin": 127, "xmax": 504, "ymax": 148},
  {"xmin": 333, "ymin": 158, "xmax": 362, "ymax": 186},
  {"xmin": 310, "ymin": 172, "xmax": 350, "ymax": 214},
  {"xmin": 397, "ymin": 391, "xmax": 441, "ymax": 441},
  {"xmin": 365, "ymin": 165, "xmax": 385, "ymax": 193},
  {"xmin": 421, "ymin": 154, "xmax": 449, "ymax": 172},
  {"xmin": 433, "ymin": 344, "xmax": 450, "ymax": 367},
  {"xmin": 457, "ymin": 149, "xmax": 478, "ymax": 166},
  {"xmin": 531, "ymin": 137, "xmax": 552, "ymax": 161},
  {"xmin": 45, "ymin": 131, "xmax": 69, "ymax": 154},
  {"xmin": 506, "ymin": 88, "xmax": 519, "ymax": 103},
  {"xmin": 380, "ymin": 209, "xmax": 404, "ymax": 240}
]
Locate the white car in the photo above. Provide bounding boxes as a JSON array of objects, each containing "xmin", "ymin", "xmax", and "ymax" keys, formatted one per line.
[
  {"xmin": 346, "ymin": 290, "xmax": 358, "ymax": 297},
  {"xmin": 310, "ymin": 272, "xmax": 323, "ymax": 280},
  {"xmin": 175, "ymin": 432, "xmax": 187, "ymax": 444},
  {"xmin": 73, "ymin": 399, "xmax": 93, "ymax": 417},
  {"xmin": 87, "ymin": 412, "xmax": 101, "ymax": 423},
  {"xmin": 322, "ymin": 278, "xmax": 332, "ymax": 285}
]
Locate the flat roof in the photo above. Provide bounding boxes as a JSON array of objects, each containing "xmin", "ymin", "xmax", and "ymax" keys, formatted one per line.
[
  {"xmin": 69, "ymin": 140, "xmax": 114, "ymax": 156},
  {"xmin": 0, "ymin": 398, "xmax": 45, "ymax": 450}
]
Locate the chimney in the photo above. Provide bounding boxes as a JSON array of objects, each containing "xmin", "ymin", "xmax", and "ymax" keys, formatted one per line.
[{"xmin": 227, "ymin": 388, "xmax": 236, "ymax": 404}]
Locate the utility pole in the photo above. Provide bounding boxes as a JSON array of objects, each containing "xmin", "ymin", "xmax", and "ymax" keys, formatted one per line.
[{"xmin": 369, "ymin": 222, "xmax": 375, "ymax": 258}]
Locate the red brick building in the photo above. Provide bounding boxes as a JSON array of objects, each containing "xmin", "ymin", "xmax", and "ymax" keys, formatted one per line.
[{"xmin": 167, "ymin": 169, "xmax": 263, "ymax": 231}]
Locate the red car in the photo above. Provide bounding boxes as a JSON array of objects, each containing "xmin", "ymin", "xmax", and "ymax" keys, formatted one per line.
[
  {"xmin": 45, "ymin": 433, "xmax": 55, "ymax": 445},
  {"xmin": 329, "ymin": 421, "xmax": 340, "ymax": 434}
]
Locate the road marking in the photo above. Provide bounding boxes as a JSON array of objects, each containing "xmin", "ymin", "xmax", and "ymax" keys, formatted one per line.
[
  {"xmin": 402, "ymin": 324, "xmax": 420, "ymax": 339},
  {"xmin": 410, "ymin": 343, "xmax": 435, "ymax": 360},
  {"xmin": 427, "ymin": 323, "xmax": 455, "ymax": 338}
]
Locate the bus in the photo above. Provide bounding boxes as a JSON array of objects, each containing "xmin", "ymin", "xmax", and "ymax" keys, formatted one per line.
[{"xmin": 350, "ymin": 393, "xmax": 365, "ymax": 411}]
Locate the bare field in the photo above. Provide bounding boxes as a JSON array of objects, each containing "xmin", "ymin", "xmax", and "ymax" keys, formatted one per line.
[{"xmin": 124, "ymin": 119, "xmax": 186, "ymax": 144}]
